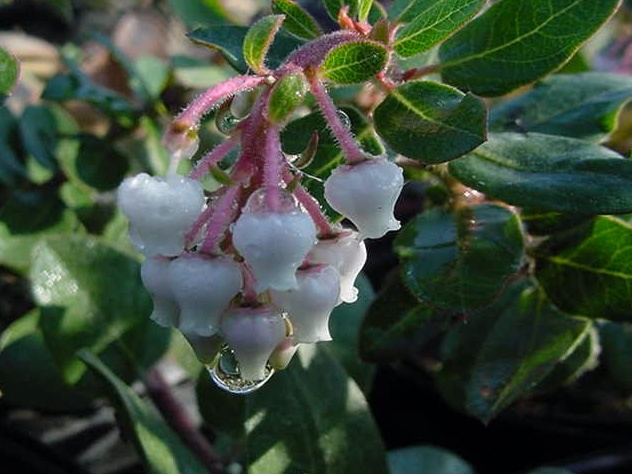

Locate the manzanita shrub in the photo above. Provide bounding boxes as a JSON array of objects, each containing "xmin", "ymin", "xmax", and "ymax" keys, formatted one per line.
[{"xmin": 2, "ymin": 0, "xmax": 632, "ymax": 472}]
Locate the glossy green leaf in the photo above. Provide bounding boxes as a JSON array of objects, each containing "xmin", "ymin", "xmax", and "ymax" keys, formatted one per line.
[
  {"xmin": 520, "ymin": 209, "xmax": 593, "ymax": 236},
  {"xmin": 271, "ymin": 0, "xmax": 322, "ymax": 40},
  {"xmin": 0, "ymin": 189, "xmax": 81, "ymax": 273},
  {"xmin": 189, "ymin": 25, "xmax": 304, "ymax": 73},
  {"xmin": 268, "ymin": 72, "xmax": 308, "ymax": 123},
  {"xmin": 0, "ymin": 106, "xmax": 27, "ymax": 186},
  {"xmin": 391, "ymin": 0, "xmax": 485, "ymax": 57},
  {"xmin": 490, "ymin": 73, "xmax": 632, "ymax": 140},
  {"xmin": 0, "ymin": 46, "xmax": 19, "ymax": 99},
  {"xmin": 535, "ymin": 216, "xmax": 632, "ymax": 322},
  {"xmin": 360, "ymin": 273, "xmax": 449, "ymax": 362},
  {"xmin": 437, "ymin": 279, "xmax": 590, "ymax": 422},
  {"xmin": 0, "ymin": 310, "xmax": 93, "ymax": 412},
  {"xmin": 449, "ymin": 132, "xmax": 632, "ymax": 214},
  {"xmin": 19, "ymin": 105, "xmax": 62, "ymax": 171},
  {"xmin": 395, "ymin": 204, "xmax": 524, "ymax": 312},
  {"xmin": 30, "ymin": 234, "xmax": 157, "ymax": 383},
  {"xmin": 599, "ymin": 321, "xmax": 632, "ymax": 393},
  {"xmin": 388, "ymin": 446, "xmax": 475, "ymax": 474},
  {"xmin": 243, "ymin": 15, "xmax": 285, "ymax": 74},
  {"xmin": 60, "ymin": 134, "xmax": 129, "ymax": 191},
  {"xmin": 167, "ymin": 0, "xmax": 234, "ymax": 28},
  {"xmin": 327, "ymin": 273, "xmax": 376, "ymax": 393},
  {"xmin": 197, "ymin": 345, "xmax": 388, "ymax": 474},
  {"xmin": 438, "ymin": 0, "xmax": 621, "ymax": 96},
  {"xmin": 321, "ymin": 41, "xmax": 388, "ymax": 84},
  {"xmin": 79, "ymin": 350, "xmax": 207, "ymax": 474},
  {"xmin": 374, "ymin": 80, "xmax": 487, "ymax": 163},
  {"xmin": 357, "ymin": 0, "xmax": 372, "ymax": 21}
]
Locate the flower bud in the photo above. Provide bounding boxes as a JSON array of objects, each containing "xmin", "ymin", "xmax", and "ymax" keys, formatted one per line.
[
  {"xmin": 117, "ymin": 173, "xmax": 205, "ymax": 256},
  {"xmin": 232, "ymin": 190, "xmax": 317, "ymax": 292},
  {"xmin": 309, "ymin": 230, "xmax": 367, "ymax": 303},
  {"xmin": 220, "ymin": 306, "xmax": 287, "ymax": 381},
  {"xmin": 140, "ymin": 256, "xmax": 178, "ymax": 327},
  {"xmin": 168, "ymin": 255, "xmax": 242, "ymax": 336},
  {"xmin": 270, "ymin": 265, "xmax": 340, "ymax": 343},
  {"xmin": 324, "ymin": 158, "xmax": 403, "ymax": 239}
]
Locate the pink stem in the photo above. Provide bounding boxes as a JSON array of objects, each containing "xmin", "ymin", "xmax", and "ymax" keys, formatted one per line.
[
  {"xmin": 263, "ymin": 124, "xmax": 283, "ymax": 210},
  {"xmin": 200, "ymin": 185, "xmax": 241, "ymax": 254},
  {"xmin": 185, "ymin": 204, "xmax": 215, "ymax": 248},
  {"xmin": 307, "ymin": 72, "xmax": 366, "ymax": 164},
  {"xmin": 281, "ymin": 30, "xmax": 361, "ymax": 70},
  {"xmin": 190, "ymin": 135, "xmax": 239, "ymax": 180},
  {"xmin": 240, "ymin": 264, "xmax": 259, "ymax": 303},
  {"xmin": 292, "ymin": 182, "xmax": 334, "ymax": 237}
]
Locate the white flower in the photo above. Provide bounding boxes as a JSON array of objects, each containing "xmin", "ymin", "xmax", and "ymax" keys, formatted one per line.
[
  {"xmin": 268, "ymin": 338, "xmax": 299, "ymax": 370},
  {"xmin": 117, "ymin": 173, "xmax": 205, "ymax": 256},
  {"xmin": 324, "ymin": 158, "xmax": 403, "ymax": 239},
  {"xmin": 232, "ymin": 191, "xmax": 316, "ymax": 292},
  {"xmin": 270, "ymin": 265, "xmax": 340, "ymax": 343},
  {"xmin": 220, "ymin": 306, "xmax": 287, "ymax": 381},
  {"xmin": 140, "ymin": 256, "xmax": 178, "ymax": 327},
  {"xmin": 168, "ymin": 254, "xmax": 242, "ymax": 336},
  {"xmin": 309, "ymin": 230, "xmax": 367, "ymax": 303}
]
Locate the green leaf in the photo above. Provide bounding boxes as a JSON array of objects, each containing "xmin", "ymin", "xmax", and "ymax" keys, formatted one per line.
[
  {"xmin": 0, "ymin": 106, "xmax": 27, "ymax": 186},
  {"xmin": 490, "ymin": 72, "xmax": 632, "ymax": 140},
  {"xmin": 327, "ymin": 273, "xmax": 376, "ymax": 393},
  {"xmin": 167, "ymin": 0, "xmax": 235, "ymax": 28},
  {"xmin": 360, "ymin": 273, "xmax": 449, "ymax": 362},
  {"xmin": 243, "ymin": 15, "xmax": 285, "ymax": 74},
  {"xmin": 268, "ymin": 72, "xmax": 308, "ymax": 123},
  {"xmin": 520, "ymin": 209, "xmax": 593, "ymax": 236},
  {"xmin": 197, "ymin": 345, "xmax": 388, "ymax": 474},
  {"xmin": 392, "ymin": 0, "xmax": 485, "ymax": 58},
  {"xmin": 31, "ymin": 234, "xmax": 163, "ymax": 383},
  {"xmin": 357, "ymin": 0, "xmax": 373, "ymax": 22},
  {"xmin": 134, "ymin": 55, "xmax": 171, "ymax": 101},
  {"xmin": 60, "ymin": 134, "xmax": 129, "ymax": 191},
  {"xmin": 374, "ymin": 80, "xmax": 487, "ymax": 163},
  {"xmin": 19, "ymin": 105, "xmax": 62, "ymax": 171},
  {"xmin": 449, "ymin": 132, "xmax": 632, "ymax": 214},
  {"xmin": 535, "ymin": 216, "xmax": 632, "ymax": 322},
  {"xmin": 395, "ymin": 204, "xmax": 524, "ymax": 312},
  {"xmin": 0, "ymin": 189, "xmax": 81, "ymax": 273},
  {"xmin": 388, "ymin": 446, "xmax": 475, "ymax": 474},
  {"xmin": 271, "ymin": 0, "xmax": 322, "ymax": 40},
  {"xmin": 79, "ymin": 350, "xmax": 207, "ymax": 474},
  {"xmin": 0, "ymin": 46, "xmax": 19, "ymax": 98},
  {"xmin": 0, "ymin": 310, "xmax": 94, "ymax": 411},
  {"xmin": 437, "ymin": 279, "xmax": 590, "ymax": 422},
  {"xmin": 598, "ymin": 321, "xmax": 632, "ymax": 393},
  {"xmin": 438, "ymin": 0, "xmax": 621, "ymax": 96},
  {"xmin": 321, "ymin": 41, "xmax": 388, "ymax": 84}
]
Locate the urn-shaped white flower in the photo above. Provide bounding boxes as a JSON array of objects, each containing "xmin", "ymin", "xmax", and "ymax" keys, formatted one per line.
[
  {"xmin": 220, "ymin": 306, "xmax": 287, "ymax": 381},
  {"xmin": 140, "ymin": 256, "xmax": 178, "ymax": 327},
  {"xmin": 232, "ymin": 191, "xmax": 317, "ymax": 292},
  {"xmin": 168, "ymin": 255, "xmax": 242, "ymax": 336},
  {"xmin": 324, "ymin": 158, "xmax": 403, "ymax": 239},
  {"xmin": 270, "ymin": 265, "xmax": 340, "ymax": 343},
  {"xmin": 268, "ymin": 338, "xmax": 299, "ymax": 370},
  {"xmin": 117, "ymin": 173, "xmax": 205, "ymax": 256},
  {"xmin": 308, "ymin": 230, "xmax": 367, "ymax": 303}
]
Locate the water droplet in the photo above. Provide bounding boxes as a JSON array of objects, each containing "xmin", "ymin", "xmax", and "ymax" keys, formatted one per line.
[
  {"xmin": 336, "ymin": 110, "xmax": 351, "ymax": 130},
  {"xmin": 208, "ymin": 345, "xmax": 274, "ymax": 394},
  {"xmin": 216, "ymin": 108, "xmax": 242, "ymax": 135}
]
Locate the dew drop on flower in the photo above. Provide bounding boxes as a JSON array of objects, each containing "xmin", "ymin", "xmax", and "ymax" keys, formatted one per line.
[
  {"xmin": 208, "ymin": 345, "xmax": 274, "ymax": 394},
  {"xmin": 216, "ymin": 108, "xmax": 242, "ymax": 135},
  {"xmin": 336, "ymin": 109, "xmax": 351, "ymax": 130}
]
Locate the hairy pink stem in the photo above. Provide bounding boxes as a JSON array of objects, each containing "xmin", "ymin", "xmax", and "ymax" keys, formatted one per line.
[
  {"xmin": 190, "ymin": 135, "xmax": 239, "ymax": 180},
  {"xmin": 200, "ymin": 185, "xmax": 241, "ymax": 254},
  {"xmin": 307, "ymin": 72, "xmax": 366, "ymax": 164},
  {"xmin": 263, "ymin": 124, "xmax": 284, "ymax": 210},
  {"xmin": 292, "ymin": 181, "xmax": 334, "ymax": 237},
  {"xmin": 281, "ymin": 30, "xmax": 361, "ymax": 70}
]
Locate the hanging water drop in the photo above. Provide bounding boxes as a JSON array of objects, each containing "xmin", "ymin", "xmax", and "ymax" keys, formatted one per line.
[
  {"xmin": 208, "ymin": 344, "xmax": 274, "ymax": 394},
  {"xmin": 336, "ymin": 109, "xmax": 351, "ymax": 130},
  {"xmin": 216, "ymin": 106, "xmax": 242, "ymax": 135}
]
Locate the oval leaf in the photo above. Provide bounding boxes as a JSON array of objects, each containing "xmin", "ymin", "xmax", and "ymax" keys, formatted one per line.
[
  {"xmin": 243, "ymin": 14, "xmax": 285, "ymax": 74},
  {"xmin": 535, "ymin": 216, "xmax": 632, "ymax": 322},
  {"xmin": 271, "ymin": 0, "xmax": 322, "ymax": 40},
  {"xmin": 79, "ymin": 350, "xmax": 207, "ymax": 474},
  {"xmin": 438, "ymin": 0, "xmax": 621, "ymax": 96},
  {"xmin": 374, "ymin": 80, "xmax": 487, "ymax": 163},
  {"xmin": 395, "ymin": 204, "xmax": 525, "ymax": 312},
  {"xmin": 321, "ymin": 41, "xmax": 388, "ymax": 84},
  {"xmin": 449, "ymin": 132, "xmax": 632, "ymax": 214},
  {"xmin": 0, "ymin": 46, "xmax": 19, "ymax": 99},
  {"xmin": 392, "ymin": 0, "xmax": 485, "ymax": 57},
  {"xmin": 491, "ymin": 72, "xmax": 632, "ymax": 140}
]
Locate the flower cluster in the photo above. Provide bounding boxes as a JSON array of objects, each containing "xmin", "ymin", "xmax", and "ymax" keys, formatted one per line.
[{"xmin": 117, "ymin": 30, "xmax": 404, "ymax": 389}]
